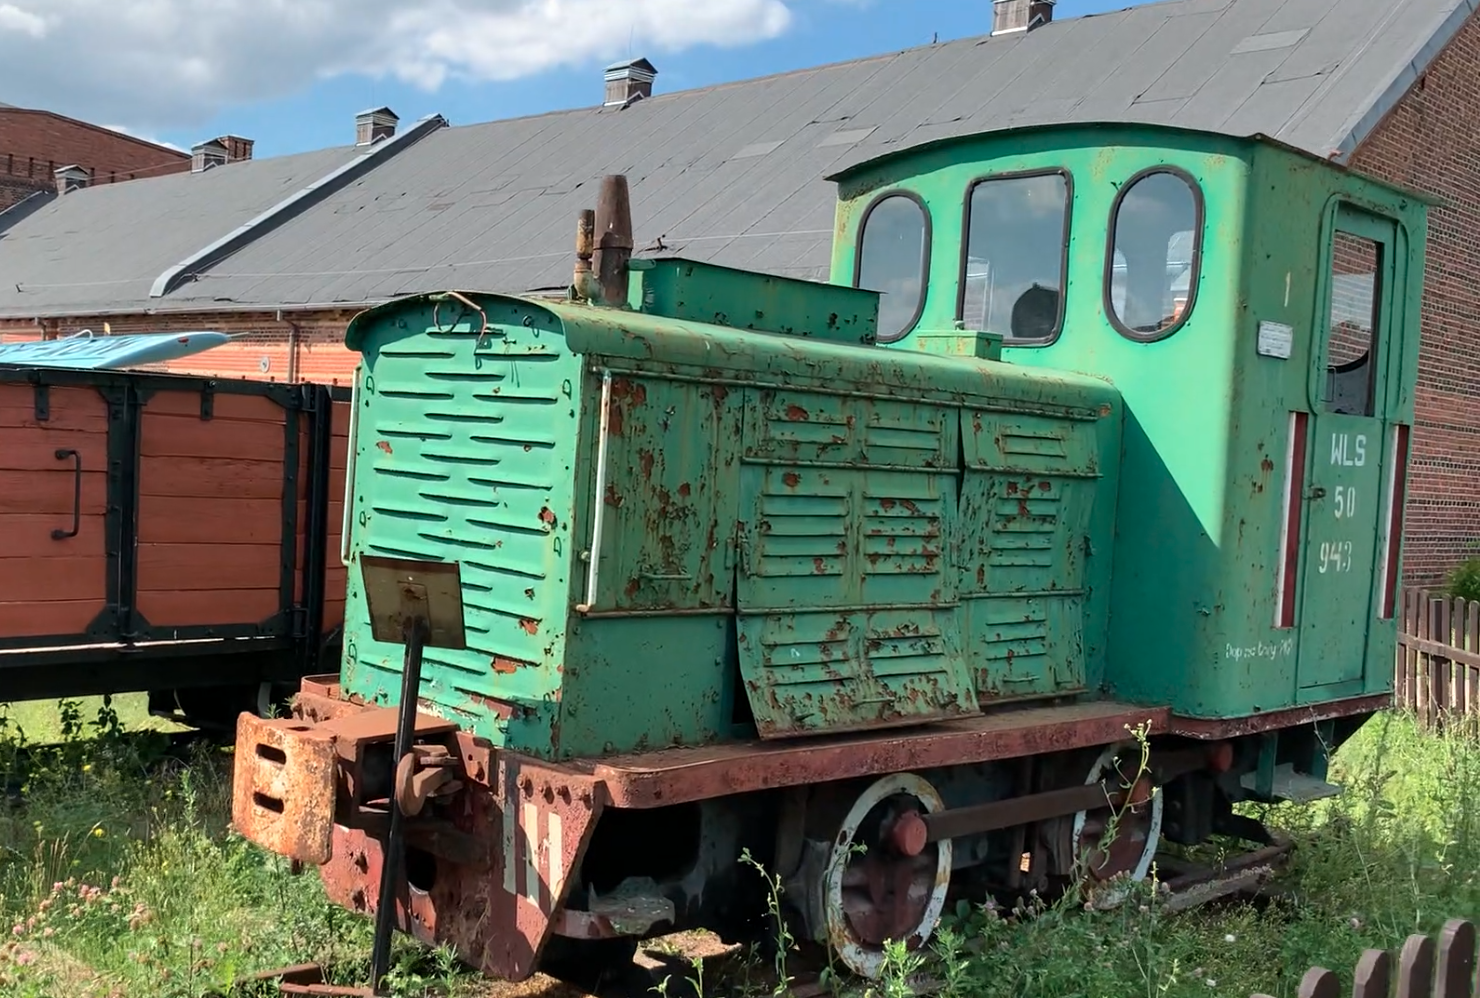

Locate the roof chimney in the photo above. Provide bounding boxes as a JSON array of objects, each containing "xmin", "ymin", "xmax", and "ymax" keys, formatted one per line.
[
  {"xmin": 355, "ymin": 106, "xmax": 399, "ymax": 146},
  {"xmin": 604, "ymin": 58, "xmax": 657, "ymax": 107},
  {"xmin": 191, "ymin": 139, "xmax": 228, "ymax": 173},
  {"xmin": 992, "ymin": 0, "xmax": 1055, "ymax": 35},
  {"xmin": 53, "ymin": 164, "xmax": 89, "ymax": 195},
  {"xmin": 214, "ymin": 135, "xmax": 254, "ymax": 162}
]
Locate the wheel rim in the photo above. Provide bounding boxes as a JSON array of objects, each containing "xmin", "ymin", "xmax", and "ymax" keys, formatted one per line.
[
  {"xmin": 822, "ymin": 773, "xmax": 952, "ymax": 980},
  {"xmin": 1070, "ymin": 744, "xmax": 1162, "ymax": 905}
]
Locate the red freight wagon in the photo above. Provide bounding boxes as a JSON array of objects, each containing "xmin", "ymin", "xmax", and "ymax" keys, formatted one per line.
[{"xmin": 0, "ymin": 363, "xmax": 350, "ymax": 729}]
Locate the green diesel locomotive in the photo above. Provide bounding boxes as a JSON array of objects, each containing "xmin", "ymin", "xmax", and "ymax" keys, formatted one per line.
[{"xmin": 233, "ymin": 121, "xmax": 1427, "ymax": 984}]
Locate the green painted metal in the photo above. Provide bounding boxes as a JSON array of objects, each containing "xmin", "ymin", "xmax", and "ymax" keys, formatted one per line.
[
  {"xmin": 827, "ymin": 121, "xmax": 1429, "ymax": 721},
  {"xmin": 627, "ymin": 257, "xmax": 878, "ymax": 345},
  {"xmin": 331, "ymin": 119, "xmax": 1428, "ymax": 765},
  {"xmin": 340, "ymin": 283, "xmax": 1119, "ymax": 758}
]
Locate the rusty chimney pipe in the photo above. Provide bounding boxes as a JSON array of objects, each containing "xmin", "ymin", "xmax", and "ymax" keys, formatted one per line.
[
  {"xmin": 573, "ymin": 208, "xmax": 598, "ymax": 300},
  {"xmin": 591, "ymin": 174, "xmax": 633, "ymax": 307}
]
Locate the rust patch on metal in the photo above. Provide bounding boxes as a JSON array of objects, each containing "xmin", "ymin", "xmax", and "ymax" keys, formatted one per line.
[
  {"xmin": 784, "ymin": 403, "xmax": 810, "ymax": 421},
  {"xmin": 491, "ymin": 655, "xmax": 534, "ymax": 675},
  {"xmin": 1169, "ymin": 694, "xmax": 1389, "ymax": 739},
  {"xmin": 783, "ymin": 471, "xmax": 801, "ymax": 488},
  {"xmin": 314, "ymin": 757, "xmax": 606, "ymax": 982},
  {"xmin": 232, "ymin": 713, "xmax": 338, "ymax": 865},
  {"xmin": 538, "ymin": 506, "xmax": 557, "ymax": 526},
  {"xmin": 518, "ymin": 617, "xmax": 539, "ymax": 635},
  {"xmin": 639, "ymin": 449, "xmax": 655, "ymax": 479},
  {"xmin": 593, "ymin": 702, "xmax": 1171, "ymax": 809},
  {"xmin": 678, "ymin": 482, "xmax": 692, "ymax": 497},
  {"xmin": 375, "ymin": 440, "xmax": 393, "ymax": 454}
]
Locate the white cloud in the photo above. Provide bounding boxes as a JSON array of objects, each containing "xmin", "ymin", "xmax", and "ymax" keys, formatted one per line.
[
  {"xmin": 0, "ymin": 0, "xmax": 800, "ymax": 133},
  {"xmin": 0, "ymin": 3, "xmax": 47, "ymax": 38},
  {"xmin": 102, "ymin": 123, "xmax": 184, "ymax": 151}
]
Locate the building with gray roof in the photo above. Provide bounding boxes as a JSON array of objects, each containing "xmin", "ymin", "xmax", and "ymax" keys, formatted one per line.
[{"xmin": 2, "ymin": 0, "xmax": 1479, "ymax": 584}]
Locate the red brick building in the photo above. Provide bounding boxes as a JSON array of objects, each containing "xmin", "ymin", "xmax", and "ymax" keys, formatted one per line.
[
  {"xmin": 0, "ymin": 0, "xmax": 1477, "ymax": 584},
  {"xmin": 0, "ymin": 102, "xmax": 190, "ymax": 210}
]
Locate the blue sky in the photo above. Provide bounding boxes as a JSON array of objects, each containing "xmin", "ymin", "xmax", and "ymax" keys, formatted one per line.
[{"xmin": 134, "ymin": 0, "xmax": 1132, "ymax": 159}]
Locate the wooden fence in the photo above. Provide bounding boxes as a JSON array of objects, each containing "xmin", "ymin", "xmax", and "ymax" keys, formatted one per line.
[
  {"xmin": 1395, "ymin": 588, "xmax": 1480, "ymax": 724},
  {"xmin": 1252, "ymin": 918, "xmax": 1476, "ymax": 998}
]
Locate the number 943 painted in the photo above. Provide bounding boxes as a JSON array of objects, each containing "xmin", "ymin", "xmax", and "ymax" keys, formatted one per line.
[{"xmin": 231, "ymin": 119, "xmax": 1428, "ymax": 986}]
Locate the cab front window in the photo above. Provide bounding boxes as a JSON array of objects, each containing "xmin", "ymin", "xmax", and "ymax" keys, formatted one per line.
[
  {"xmin": 959, "ymin": 170, "xmax": 1071, "ymax": 346},
  {"xmin": 855, "ymin": 192, "xmax": 930, "ymax": 343},
  {"xmin": 1105, "ymin": 168, "xmax": 1203, "ymax": 341}
]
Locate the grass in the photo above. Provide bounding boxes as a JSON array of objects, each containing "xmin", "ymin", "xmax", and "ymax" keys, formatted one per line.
[{"xmin": 0, "ymin": 699, "xmax": 1470, "ymax": 998}]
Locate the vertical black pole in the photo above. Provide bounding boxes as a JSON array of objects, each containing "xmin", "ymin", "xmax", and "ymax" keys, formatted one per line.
[{"xmin": 369, "ymin": 615, "xmax": 428, "ymax": 993}]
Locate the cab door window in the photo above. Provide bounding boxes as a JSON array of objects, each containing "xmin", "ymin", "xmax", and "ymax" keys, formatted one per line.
[{"xmin": 1324, "ymin": 231, "xmax": 1381, "ymax": 416}]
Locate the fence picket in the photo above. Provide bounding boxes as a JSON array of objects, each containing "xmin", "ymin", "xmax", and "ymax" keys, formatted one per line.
[
  {"xmin": 1436, "ymin": 919, "xmax": 1477, "ymax": 998},
  {"xmin": 1355, "ymin": 948, "xmax": 1392, "ymax": 998},
  {"xmin": 1406, "ymin": 588, "xmax": 1420, "ymax": 708},
  {"xmin": 1467, "ymin": 602, "xmax": 1479, "ymax": 715},
  {"xmin": 1398, "ymin": 932, "xmax": 1436, "ymax": 998},
  {"xmin": 1419, "ymin": 590, "xmax": 1433, "ymax": 724},
  {"xmin": 1298, "ymin": 966, "xmax": 1341, "ymax": 998}
]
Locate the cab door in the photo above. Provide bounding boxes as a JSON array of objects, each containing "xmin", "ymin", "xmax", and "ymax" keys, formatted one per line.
[{"xmin": 1295, "ymin": 203, "xmax": 1408, "ymax": 693}]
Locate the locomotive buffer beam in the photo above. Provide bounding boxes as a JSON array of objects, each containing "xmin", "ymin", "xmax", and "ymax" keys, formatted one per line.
[{"xmin": 891, "ymin": 742, "xmax": 1232, "ymax": 853}]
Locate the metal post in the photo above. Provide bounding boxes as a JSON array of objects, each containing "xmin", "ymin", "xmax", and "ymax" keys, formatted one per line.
[{"xmin": 369, "ymin": 614, "xmax": 429, "ymax": 993}]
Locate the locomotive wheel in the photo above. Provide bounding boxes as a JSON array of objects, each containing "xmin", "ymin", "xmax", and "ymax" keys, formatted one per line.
[
  {"xmin": 823, "ymin": 773, "xmax": 952, "ymax": 980},
  {"xmin": 1070, "ymin": 743, "xmax": 1162, "ymax": 906}
]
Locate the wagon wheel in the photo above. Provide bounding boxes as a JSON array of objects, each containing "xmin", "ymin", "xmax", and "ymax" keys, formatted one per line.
[
  {"xmin": 822, "ymin": 773, "xmax": 952, "ymax": 980},
  {"xmin": 1071, "ymin": 743, "xmax": 1162, "ymax": 907}
]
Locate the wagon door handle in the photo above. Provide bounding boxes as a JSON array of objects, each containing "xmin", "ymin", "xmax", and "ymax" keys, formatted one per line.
[{"xmin": 51, "ymin": 448, "xmax": 80, "ymax": 540}]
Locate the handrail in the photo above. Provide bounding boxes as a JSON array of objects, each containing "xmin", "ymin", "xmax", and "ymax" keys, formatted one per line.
[{"xmin": 575, "ymin": 369, "xmax": 613, "ymax": 613}]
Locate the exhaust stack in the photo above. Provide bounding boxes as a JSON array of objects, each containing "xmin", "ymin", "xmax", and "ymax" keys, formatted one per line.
[{"xmin": 591, "ymin": 174, "xmax": 633, "ymax": 307}]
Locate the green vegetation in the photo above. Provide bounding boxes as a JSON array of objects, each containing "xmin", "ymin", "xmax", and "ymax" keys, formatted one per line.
[
  {"xmin": 0, "ymin": 697, "xmax": 1471, "ymax": 997},
  {"xmin": 1446, "ymin": 555, "xmax": 1480, "ymax": 603}
]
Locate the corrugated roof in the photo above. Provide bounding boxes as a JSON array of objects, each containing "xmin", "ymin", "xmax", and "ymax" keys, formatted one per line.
[
  {"xmin": 0, "ymin": 146, "xmax": 362, "ymax": 315},
  {"xmin": 0, "ymin": 0, "xmax": 1470, "ymax": 319}
]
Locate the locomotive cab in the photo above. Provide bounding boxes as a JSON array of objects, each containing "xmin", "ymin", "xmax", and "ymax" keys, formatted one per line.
[{"xmin": 829, "ymin": 123, "xmax": 1429, "ymax": 747}]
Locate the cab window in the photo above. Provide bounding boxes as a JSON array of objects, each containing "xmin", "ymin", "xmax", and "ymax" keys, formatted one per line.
[
  {"xmin": 1324, "ymin": 231, "xmax": 1380, "ymax": 416},
  {"xmin": 960, "ymin": 171, "xmax": 1070, "ymax": 346},
  {"xmin": 1106, "ymin": 169, "xmax": 1202, "ymax": 340},
  {"xmin": 855, "ymin": 192, "xmax": 929, "ymax": 343}
]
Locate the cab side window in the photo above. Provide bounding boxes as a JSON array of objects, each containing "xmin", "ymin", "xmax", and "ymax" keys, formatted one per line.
[
  {"xmin": 1106, "ymin": 169, "xmax": 1202, "ymax": 340},
  {"xmin": 960, "ymin": 171, "xmax": 1071, "ymax": 346},
  {"xmin": 1324, "ymin": 231, "xmax": 1380, "ymax": 416},
  {"xmin": 855, "ymin": 192, "xmax": 930, "ymax": 343}
]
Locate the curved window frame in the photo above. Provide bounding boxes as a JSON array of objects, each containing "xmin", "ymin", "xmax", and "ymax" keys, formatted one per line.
[
  {"xmin": 852, "ymin": 189, "xmax": 932, "ymax": 344},
  {"xmin": 1101, "ymin": 166, "xmax": 1206, "ymax": 344},
  {"xmin": 954, "ymin": 167, "xmax": 1075, "ymax": 348}
]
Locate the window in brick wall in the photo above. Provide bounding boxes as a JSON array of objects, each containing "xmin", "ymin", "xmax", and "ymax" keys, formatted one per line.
[{"xmin": 1324, "ymin": 231, "xmax": 1381, "ymax": 417}]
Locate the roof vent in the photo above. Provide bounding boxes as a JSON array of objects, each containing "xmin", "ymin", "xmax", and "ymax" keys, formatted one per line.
[
  {"xmin": 604, "ymin": 57, "xmax": 657, "ymax": 107},
  {"xmin": 355, "ymin": 106, "xmax": 399, "ymax": 146},
  {"xmin": 992, "ymin": 0, "xmax": 1055, "ymax": 35},
  {"xmin": 214, "ymin": 135, "xmax": 255, "ymax": 163},
  {"xmin": 53, "ymin": 164, "xmax": 89, "ymax": 195},
  {"xmin": 191, "ymin": 139, "xmax": 228, "ymax": 173}
]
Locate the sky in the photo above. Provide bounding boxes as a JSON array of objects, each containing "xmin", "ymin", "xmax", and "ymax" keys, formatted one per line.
[{"xmin": 0, "ymin": 0, "xmax": 1135, "ymax": 159}]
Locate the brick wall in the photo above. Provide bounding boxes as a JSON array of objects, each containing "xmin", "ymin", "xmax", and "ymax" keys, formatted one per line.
[
  {"xmin": 0, "ymin": 108, "xmax": 189, "ymax": 210},
  {"xmin": 1349, "ymin": 12, "xmax": 1480, "ymax": 586}
]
